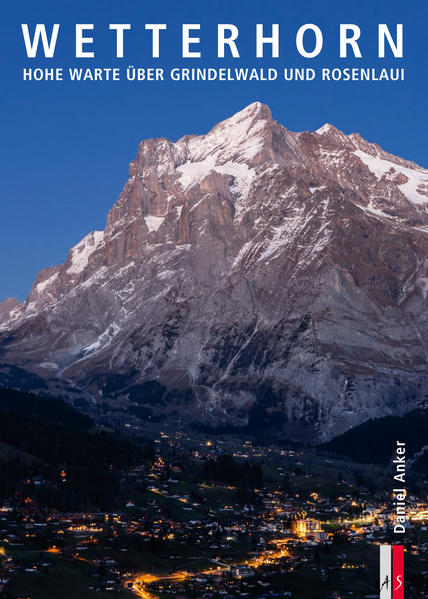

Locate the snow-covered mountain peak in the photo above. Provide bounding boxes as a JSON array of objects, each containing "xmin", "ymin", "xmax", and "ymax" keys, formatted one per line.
[
  {"xmin": 223, "ymin": 100, "xmax": 272, "ymax": 123},
  {"xmin": 177, "ymin": 102, "xmax": 276, "ymax": 166},
  {"xmin": 315, "ymin": 123, "xmax": 333, "ymax": 135},
  {"xmin": 1, "ymin": 105, "xmax": 428, "ymax": 441}
]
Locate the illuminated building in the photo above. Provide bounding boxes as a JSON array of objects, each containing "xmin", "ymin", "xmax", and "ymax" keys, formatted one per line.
[{"xmin": 291, "ymin": 518, "xmax": 322, "ymax": 538}]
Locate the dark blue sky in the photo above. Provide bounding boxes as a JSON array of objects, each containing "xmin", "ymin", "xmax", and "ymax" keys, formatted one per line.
[{"xmin": 1, "ymin": 0, "xmax": 427, "ymax": 301}]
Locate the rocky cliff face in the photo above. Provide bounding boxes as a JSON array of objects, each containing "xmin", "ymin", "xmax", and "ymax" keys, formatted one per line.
[{"xmin": 1, "ymin": 102, "xmax": 427, "ymax": 440}]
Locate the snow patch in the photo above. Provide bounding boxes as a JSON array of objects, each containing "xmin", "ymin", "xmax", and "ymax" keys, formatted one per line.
[
  {"xmin": 354, "ymin": 150, "xmax": 428, "ymax": 206},
  {"xmin": 39, "ymin": 361, "xmax": 58, "ymax": 370},
  {"xmin": 232, "ymin": 240, "xmax": 253, "ymax": 267},
  {"xmin": 145, "ymin": 215, "xmax": 165, "ymax": 232},
  {"xmin": 359, "ymin": 205, "xmax": 393, "ymax": 220},
  {"xmin": 35, "ymin": 272, "xmax": 58, "ymax": 293},
  {"xmin": 177, "ymin": 159, "xmax": 254, "ymax": 191},
  {"xmin": 158, "ymin": 269, "xmax": 177, "ymax": 280},
  {"xmin": 83, "ymin": 322, "xmax": 121, "ymax": 355},
  {"xmin": 177, "ymin": 159, "xmax": 255, "ymax": 207},
  {"xmin": 309, "ymin": 185, "xmax": 326, "ymax": 194},
  {"xmin": 77, "ymin": 266, "xmax": 108, "ymax": 290},
  {"xmin": 67, "ymin": 231, "xmax": 104, "ymax": 275},
  {"xmin": 258, "ymin": 217, "xmax": 303, "ymax": 263}
]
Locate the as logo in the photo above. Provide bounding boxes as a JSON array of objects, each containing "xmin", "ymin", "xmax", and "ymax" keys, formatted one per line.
[{"xmin": 379, "ymin": 545, "xmax": 404, "ymax": 598}]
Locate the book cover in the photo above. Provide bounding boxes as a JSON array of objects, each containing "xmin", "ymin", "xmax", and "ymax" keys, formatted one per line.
[{"xmin": 0, "ymin": 1, "xmax": 426, "ymax": 598}]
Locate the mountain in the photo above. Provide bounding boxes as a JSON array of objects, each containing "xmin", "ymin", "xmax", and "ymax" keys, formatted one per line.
[{"xmin": 1, "ymin": 102, "xmax": 427, "ymax": 441}]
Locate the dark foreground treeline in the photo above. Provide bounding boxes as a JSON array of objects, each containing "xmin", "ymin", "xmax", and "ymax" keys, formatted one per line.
[
  {"xmin": 0, "ymin": 387, "xmax": 147, "ymax": 511},
  {"xmin": 322, "ymin": 409, "xmax": 428, "ymax": 475},
  {"xmin": 0, "ymin": 387, "xmax": 93, "ymax": 429}
]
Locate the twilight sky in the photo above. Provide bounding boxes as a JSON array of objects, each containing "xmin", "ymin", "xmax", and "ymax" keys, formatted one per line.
[{"xmin": 1, "ymin": 0, "xmax": 427, "ymax": 301}]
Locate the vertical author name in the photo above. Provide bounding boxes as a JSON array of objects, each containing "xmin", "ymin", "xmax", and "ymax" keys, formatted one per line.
[{"xmin": 393, "ymin": 441, "xmax": 406, "ymax": 534}]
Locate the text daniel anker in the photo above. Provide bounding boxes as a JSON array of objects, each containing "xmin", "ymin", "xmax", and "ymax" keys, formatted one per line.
[{"xmin": 393, "ymin": 441, "xmax": 406, "ymax": 535}]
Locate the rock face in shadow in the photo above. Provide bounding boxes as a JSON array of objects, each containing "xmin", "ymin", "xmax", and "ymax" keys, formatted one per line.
[{"xmin": 1, "ymin": 102, "xmax": 428, "ymax": 440}]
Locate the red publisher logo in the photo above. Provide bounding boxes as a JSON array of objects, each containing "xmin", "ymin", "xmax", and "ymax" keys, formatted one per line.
[
  {"xmin": 392, "ymin": 545, "xmax": 404, "ymax": 599},
  {"xmin": 380, "ymin": 545, "xmax": 404, "ymax": 598}
]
